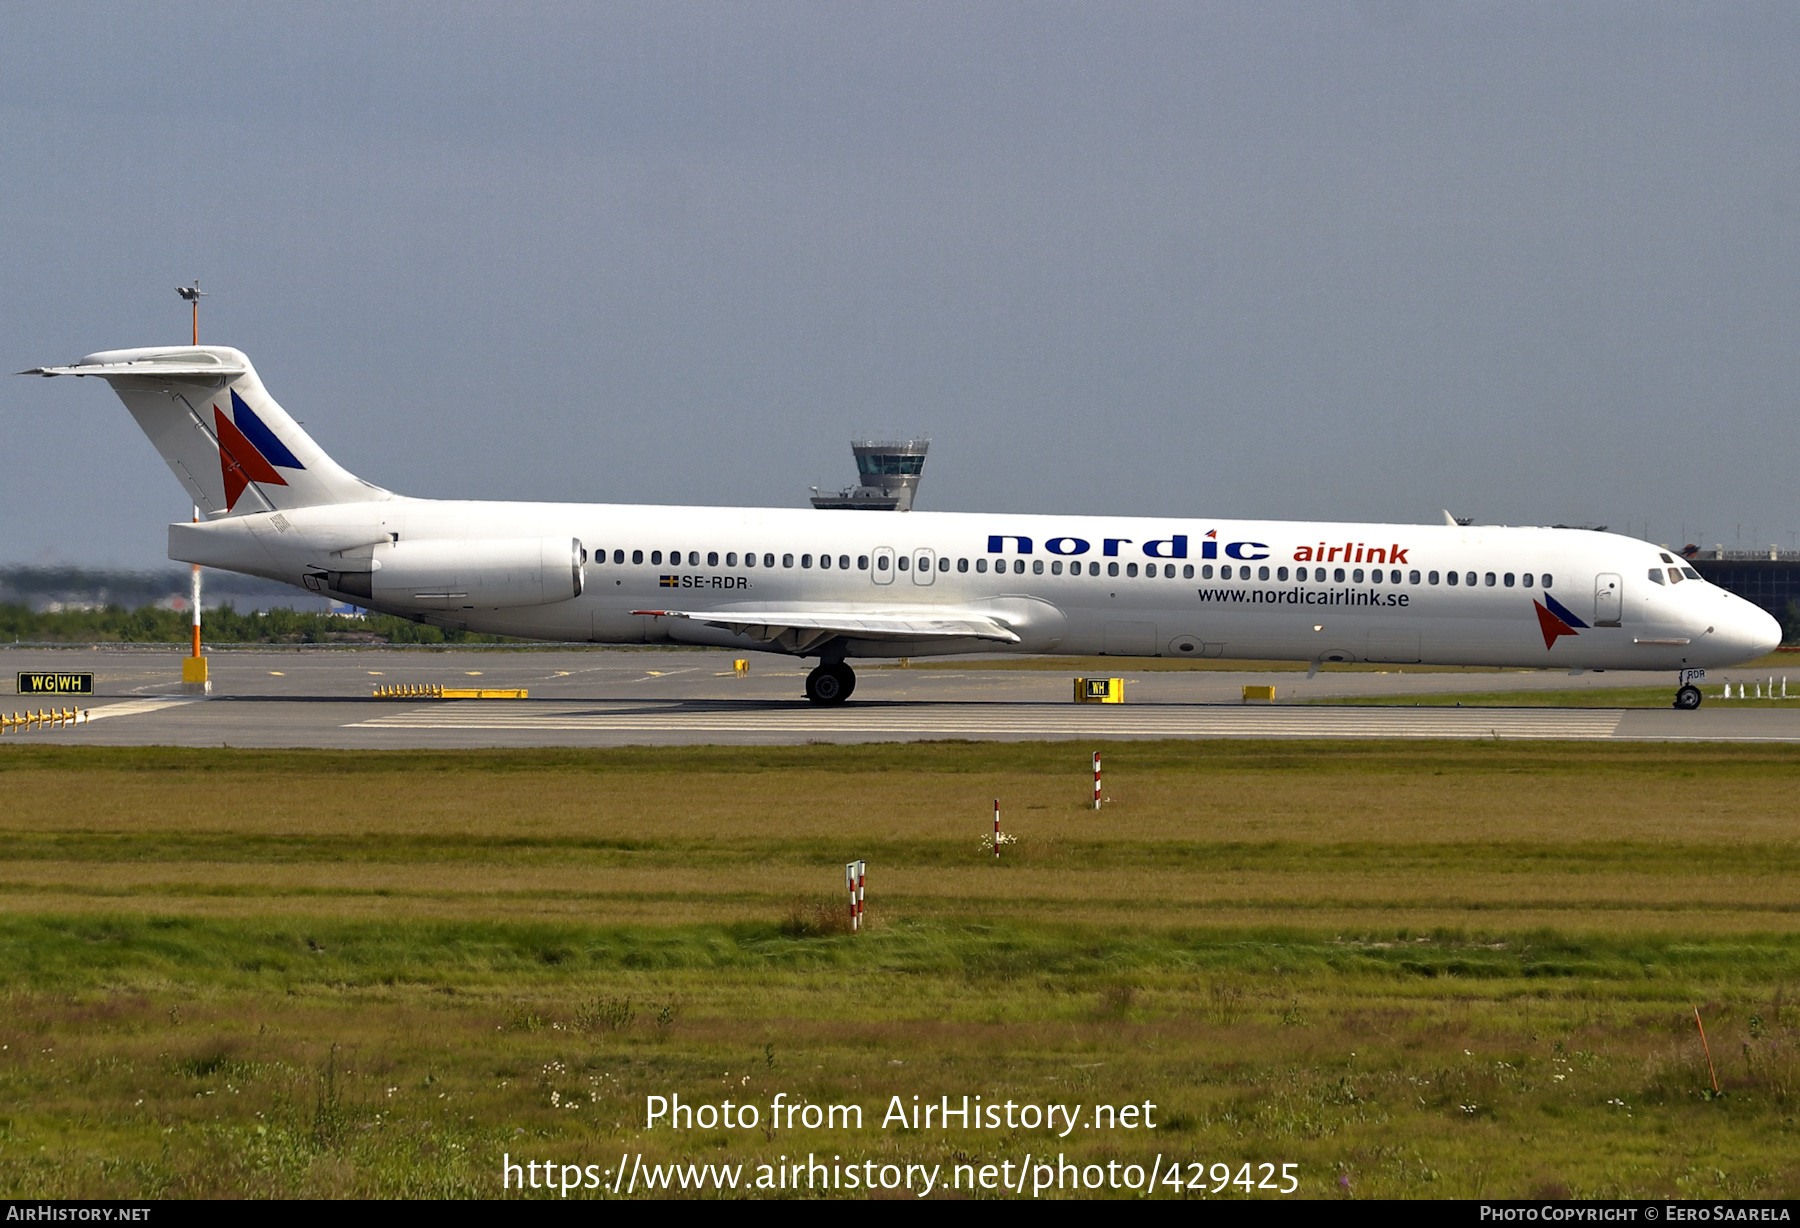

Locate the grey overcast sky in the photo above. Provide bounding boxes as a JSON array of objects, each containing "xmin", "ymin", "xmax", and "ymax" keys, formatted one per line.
[{"xmin": 4, "ymin": 2, "xmax": 1798, "ymax": 568}]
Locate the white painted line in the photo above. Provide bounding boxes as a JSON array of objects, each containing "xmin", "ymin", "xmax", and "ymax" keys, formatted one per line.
[{"xmin": 81, "ymin": 697, "xmax": 202, "ymax": 722}]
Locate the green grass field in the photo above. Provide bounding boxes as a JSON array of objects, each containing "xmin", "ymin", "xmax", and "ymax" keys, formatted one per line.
[{"xmin": 2, "ymin": 742, "xmax": 1798, "ymax": 1199}]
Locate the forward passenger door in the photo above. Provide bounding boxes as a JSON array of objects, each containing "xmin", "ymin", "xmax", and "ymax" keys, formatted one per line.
[{"xmin": 1594, "ymin": 573, "xmax": 1622, "ymax": 627}]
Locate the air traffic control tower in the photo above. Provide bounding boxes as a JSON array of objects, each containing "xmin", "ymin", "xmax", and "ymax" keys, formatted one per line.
[{"xmin": 810, "ymin": 439, "xmax": 929, "ymax": 511}]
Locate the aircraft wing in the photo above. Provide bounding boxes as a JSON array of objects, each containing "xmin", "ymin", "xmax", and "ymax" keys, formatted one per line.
[{"xmin": 630, "ymin": 607, "xmax": 1022, "ymax": 654}]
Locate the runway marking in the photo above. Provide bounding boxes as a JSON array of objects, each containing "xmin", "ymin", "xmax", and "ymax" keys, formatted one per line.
[
  {"xmin": 347, "ymin": 702, "xmax": 1623, "ymax": 740},
  {"xmin": 82, "ymin": 697, "xmax": 202, "ymax": 722}
]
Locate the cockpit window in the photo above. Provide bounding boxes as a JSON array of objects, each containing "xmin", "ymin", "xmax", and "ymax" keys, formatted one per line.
[
  {"xmin": 1681, "ymin": 567, "xmax": 1701, "ymax": 580},
  {"xmin": 1647, "ymin": 568, "xmax": 1665, "ymax": 585},
  {"xmin": 1668, "ymin": 567, "xmax": 1684, "ymax": 584}
]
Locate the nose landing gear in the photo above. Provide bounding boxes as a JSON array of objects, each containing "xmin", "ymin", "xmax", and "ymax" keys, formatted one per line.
[
  {"xmin": 1673, "ymin": 668, "xmax": 1706, "ymax": 711},
  {"xmin": 805, "ymin": 662, "xmax": 856, "ymax": 705}
]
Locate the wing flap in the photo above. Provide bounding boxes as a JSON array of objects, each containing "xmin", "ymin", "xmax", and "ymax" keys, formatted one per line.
[{"xmin": 630, "ymin": 607, "xmax": 1022, "ymax": 653}]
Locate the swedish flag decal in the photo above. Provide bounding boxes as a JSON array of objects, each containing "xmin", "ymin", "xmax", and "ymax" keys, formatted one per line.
[{"xmin": 659, "ymin": 575, "xmax": 679, "ymax": 587}]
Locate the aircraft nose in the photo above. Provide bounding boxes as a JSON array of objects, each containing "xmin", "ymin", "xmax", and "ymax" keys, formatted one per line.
[
  {"xmin": 1746, "ymin": 604, "xmax": 1783, "ymax": 657},
  {"xmin": 1749, "ymin": 601, "xmax": 1778, "ymax": 651}
]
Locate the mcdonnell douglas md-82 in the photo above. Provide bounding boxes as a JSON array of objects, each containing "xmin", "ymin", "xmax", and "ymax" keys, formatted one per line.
[{"xmin": 24, "ymin": 345, "xmax": 1780, "ymax": 707}]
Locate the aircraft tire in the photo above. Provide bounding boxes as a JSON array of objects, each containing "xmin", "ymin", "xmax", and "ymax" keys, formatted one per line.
[
  {"xmin": 806, "ymin": 664, "xmax": 853, "ymax": 706},
  {"xmin": 1674, "ymin": 685, "xmax": 1702, "ymax": 711}
]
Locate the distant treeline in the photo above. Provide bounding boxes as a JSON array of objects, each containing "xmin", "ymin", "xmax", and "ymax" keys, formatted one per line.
[
  {"xmin": 0, "ymin": 564, "xmax": 309, "ymax": 611},
  {"xmin": 0, "ymin": 603, "xmax": 515, "ymax": 645}
]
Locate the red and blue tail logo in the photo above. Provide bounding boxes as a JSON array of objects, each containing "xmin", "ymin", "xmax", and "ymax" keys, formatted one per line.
[
  {"xmin": 215, "ymin": 390, "xmax": 304, "ymax": 510},
  {"xmin": 1533, "ymin": 593, "xmax": 1588, "ymax": 649}
]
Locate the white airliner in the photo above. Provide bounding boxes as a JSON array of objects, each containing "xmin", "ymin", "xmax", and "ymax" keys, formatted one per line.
[{"xmin": 25, "ymin": 345, "xmax": 1780, "ymax": 708}]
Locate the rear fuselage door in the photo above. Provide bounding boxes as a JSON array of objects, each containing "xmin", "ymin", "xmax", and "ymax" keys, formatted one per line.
[{"xmin": 1595, "ymin": 572, "xmax": 1622, "ymax": 626}]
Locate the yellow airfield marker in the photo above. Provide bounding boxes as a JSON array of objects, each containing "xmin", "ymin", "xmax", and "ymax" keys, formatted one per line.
[{"xmin": 371, "ymin": 685, "xmax": 526, "ymax": 700}]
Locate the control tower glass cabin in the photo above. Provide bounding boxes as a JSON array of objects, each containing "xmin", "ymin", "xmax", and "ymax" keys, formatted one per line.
[{"xmin": 809, "ymin": 439, "xmax": 928, "ymax": 511}]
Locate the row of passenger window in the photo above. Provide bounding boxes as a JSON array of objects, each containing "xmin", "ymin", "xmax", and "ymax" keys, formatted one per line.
[
  {"xmin": 595, "ymin": 549, "xmax": 852, "ymax": 569},
  {"xmin": 1196, "ymin": 565, "xmax": 1556, "ymax": 587},
  {"xmin": 591, "ymin": 550, "xmax": 1206, "ymax": 576},
  {"xmin": 587, "ymin": 549, "xmax": 1555, "ymax": 589}
]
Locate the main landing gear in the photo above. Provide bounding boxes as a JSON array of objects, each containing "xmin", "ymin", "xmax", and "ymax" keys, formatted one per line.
[
  {"xmin": 1673, "ymin": 668, "xmax": 1706, "ymax": 711},
  {"xmin": 805, "ymin": 662, "xmax": 856, "ymax": 706}
]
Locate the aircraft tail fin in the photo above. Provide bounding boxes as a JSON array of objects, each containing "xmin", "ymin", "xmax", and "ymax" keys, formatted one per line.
[{"xmin": 22, "ymin": 346, "xmax": 388, "ymax": 515}]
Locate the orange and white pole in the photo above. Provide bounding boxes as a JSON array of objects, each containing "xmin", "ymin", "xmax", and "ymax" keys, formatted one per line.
[
  {"xmin": 191, "ymin": 507, "xmax": 202, "ymax": 657},
  {"xmin": 181, "ymin": 506, "xmax": 209, "ymax": 692},
  {"xmin": 1694, "ymin": 1007, "xmax": 1720, "ymax": 1096},
  {"xmin": 188, "ymin": 299, "xmax": 200, "ymax": 651},
  {"xmin": 1093, "ymin": 751, "xmax": 1102, "ymax": 810},
  {"xmin": 175, "ymin": 282, "xmax": 211, "ymax": 691},
  {"xmin": 993, "ymin": 798, "xmax": 1001, "ymax": 859}
]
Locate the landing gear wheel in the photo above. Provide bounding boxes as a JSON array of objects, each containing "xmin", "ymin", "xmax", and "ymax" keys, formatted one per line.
[
  {"xmin": 805, "ymin": 663, "xmax": 855, "ymax": 705},
  {"xmin": 1674, "ymin": 685, "xmax": 1702, "ymax": 710}
]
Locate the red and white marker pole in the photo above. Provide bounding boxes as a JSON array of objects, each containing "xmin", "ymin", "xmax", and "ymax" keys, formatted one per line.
[
  {"xmin": 993, "ymin": 798, "xmax": 1001, "ymax": 859},
  {"xmin": 846, "ymin": 860, "xmax": 866, "ymax": 932},
  {"xmin": 1093, "ymin": 750, "xmax": 1102, "ymax": 810}
]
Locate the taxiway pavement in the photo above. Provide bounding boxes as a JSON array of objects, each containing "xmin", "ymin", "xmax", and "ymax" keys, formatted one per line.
[{"xmin": 5, "ymin": 647, "xmax": 1798, "ymax": 748}]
